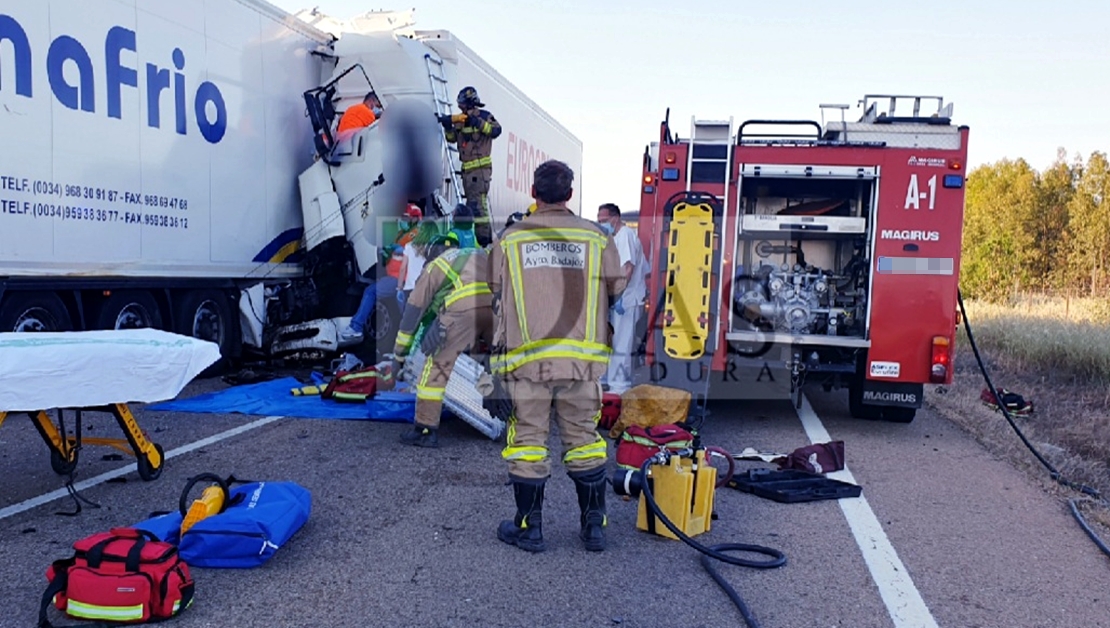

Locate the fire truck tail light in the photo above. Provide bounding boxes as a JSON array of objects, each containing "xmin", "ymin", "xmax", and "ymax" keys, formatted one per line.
[
  {"xmin": 948, "ymin": 159, "xmax": 962, "ymax": 170},
  {"xmin": 665, "ymin": 152, "xmax": 676, "ymax": 164},
  {"xmin": 931, "ymin": 336, "xmax": 951, "ymax": 383},
  {"xmin": 644, "ymin": 175, "xmax": 654, "ymax": 184}
]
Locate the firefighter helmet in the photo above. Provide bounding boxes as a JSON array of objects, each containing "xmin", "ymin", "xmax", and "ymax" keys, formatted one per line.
[
  {"xmin": 431, "ymin": 232, "xmax": 460, "ymax": 248},
  {"xmin": 457, "ymin": 86, "xmax": 484, "ymax": 109}
]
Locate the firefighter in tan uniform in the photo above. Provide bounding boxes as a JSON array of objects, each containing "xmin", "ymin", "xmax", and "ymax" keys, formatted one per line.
[
  {"xmin": 393, "ymin": 232, "xmax": 494, "ymax": 448},
  {"xmin": 440, "ymin": 86, "xmax": 501, "ymax": 244},
  {"xmin": 488, "ymin": 160, "xmax": 627, "ymax": 553}
]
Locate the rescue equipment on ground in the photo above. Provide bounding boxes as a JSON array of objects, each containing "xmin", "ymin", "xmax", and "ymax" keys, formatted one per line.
[
  {"xmin": 405, "ymin": 347, "xmax": 505, "ymax": 440},
  {"xmin": 979, "ymin": 387, "xmax": 1034, "ymax": 416},
  {"xmin": 38, "ymin": 527, "xmax": 194, "ymax": 627},
  {"xmin": 615, "ymin": 445, "xmax": 785, "ymax": 628},
  {"xmin": 615, "ymin": 424, "xmax": 695, "ymax": 472},
  {"xmin": 607, "ymin": 384, "xmax": 692, "ymax": 439},
  {"xmin": 599, "ymin": 392, "xmax": 622, "ymax": 431},
  {"xmin": 322, "ymin": 365, "xmax": 393, "ymax": 402},
  {"xmin": 133, "ymin": 479, "xmax": 311, "ymax": 569},
  {"xmin": 726, "ymin": 468, "xmax": 862, "ymax": 504},
  {"xmin": 179, "ymin": 473, "xmax": 232, "ymax": 535},
  {"xmin": 770, "ymin": 440, "xmax": 846, "ymax": 475}
]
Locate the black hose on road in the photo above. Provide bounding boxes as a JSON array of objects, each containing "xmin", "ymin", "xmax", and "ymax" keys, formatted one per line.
[{"xmin": 956, "ymin": 289, "xmax": 1110, "ymax": 559}]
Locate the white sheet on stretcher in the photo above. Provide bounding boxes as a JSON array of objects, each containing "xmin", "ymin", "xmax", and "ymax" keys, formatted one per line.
[{"xmin": 0, "ymin": 329, "xmax": 221, "ymax": 412}]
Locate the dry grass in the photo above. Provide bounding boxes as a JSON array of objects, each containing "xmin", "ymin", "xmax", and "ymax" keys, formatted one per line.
[
  {"xmin": 958, "ymin": 295, "xmax": 1110, "ymax": 383},
  {"xmin": 929, "ymin": 294, "xmax": 1110, "ymax": 530}
]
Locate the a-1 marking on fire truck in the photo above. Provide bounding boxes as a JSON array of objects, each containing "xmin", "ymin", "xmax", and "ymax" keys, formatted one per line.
[{"xmin": 904, "ymin": 174, "xmax": 937, "ymax": 210}]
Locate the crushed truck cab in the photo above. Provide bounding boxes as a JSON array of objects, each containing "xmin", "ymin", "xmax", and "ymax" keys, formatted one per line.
[{"xmin": 638, "ymin": 95, "xmax": 969, "ymax": 423}]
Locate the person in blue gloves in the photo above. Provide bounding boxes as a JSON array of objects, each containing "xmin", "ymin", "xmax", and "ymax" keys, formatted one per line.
[{"xmin": 596, "ymin": 203, "xmax": 648, "ymax": 394}]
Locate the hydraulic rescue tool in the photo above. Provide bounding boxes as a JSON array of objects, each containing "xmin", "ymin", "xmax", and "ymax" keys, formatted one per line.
[{"xmin": 612, "ymin": 436, "xmax": 785, "ymax": 628}]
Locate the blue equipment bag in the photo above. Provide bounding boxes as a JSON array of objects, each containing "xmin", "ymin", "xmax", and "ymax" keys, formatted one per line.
[{"xmin": 134, "ymin": 480, "xmax": 311, "ymax": 569}]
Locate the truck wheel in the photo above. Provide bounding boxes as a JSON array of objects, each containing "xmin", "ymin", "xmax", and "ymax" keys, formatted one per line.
[
  {"xmin": 174, "ymin": 290, "xmax": 234, "ymax": 358},
  {"xmin": 0, "ymin": 292, "xmax": 73, "ymax": 332},
  {"xmin": 96, "ymin": 290, "xmax": 163, "ymax": 330},
  {"xmin": 369, "ymin": 298, "xmax": 401, "ymax": 359}
]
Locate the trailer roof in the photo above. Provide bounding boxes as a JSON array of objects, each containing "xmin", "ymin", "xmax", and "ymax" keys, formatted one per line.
[{"xmin": 237, "ymin": 0, "xmax": 335, "ymax": 44}]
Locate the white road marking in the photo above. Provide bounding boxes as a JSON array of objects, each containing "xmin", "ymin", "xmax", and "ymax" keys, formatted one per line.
[
  {"xmin": 795, "ymin": 394, "xmax": 939, "ymax": 628},
  {"xmin": 0, "ymin": 415, "xmax": 284, "ymax": 522}
]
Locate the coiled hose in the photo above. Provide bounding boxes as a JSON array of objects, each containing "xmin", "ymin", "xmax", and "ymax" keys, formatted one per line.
[{"xmin": 637, "ymin": 453, "xmax": 786, "ymax": 628}]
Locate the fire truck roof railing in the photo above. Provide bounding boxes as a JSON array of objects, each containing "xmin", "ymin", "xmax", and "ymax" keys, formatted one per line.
[{"xmin": 858, "ymin": 94, "xmax": 954, "ymax": 124}]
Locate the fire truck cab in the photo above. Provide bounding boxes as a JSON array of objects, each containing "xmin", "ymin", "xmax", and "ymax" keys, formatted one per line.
[{"xmin": 636, "ymin": 95, "xmax": 969, "ymax": 423}]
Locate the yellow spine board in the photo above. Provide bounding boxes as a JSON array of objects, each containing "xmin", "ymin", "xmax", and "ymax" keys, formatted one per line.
[
  {"xmin": 181, "ymin": 485, "xmax": 226, "ymax": 535},
  {"xmin": 662, "ymin": 202, "xmax": 717, "ymax": 359},
  {"xmin": 636, "ymin": 450, "xmax": 717, "ymax": 540}
]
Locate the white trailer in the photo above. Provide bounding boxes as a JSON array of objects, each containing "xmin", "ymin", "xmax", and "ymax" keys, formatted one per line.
[{"xmin": 0, "ymin": 0, "xmax": 583, "ymax": 363}]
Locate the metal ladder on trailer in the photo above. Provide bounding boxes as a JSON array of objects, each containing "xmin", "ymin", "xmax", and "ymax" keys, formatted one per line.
[{"xmin": 424, "ymin": 53, "xmax": 465, "ymax": 215}]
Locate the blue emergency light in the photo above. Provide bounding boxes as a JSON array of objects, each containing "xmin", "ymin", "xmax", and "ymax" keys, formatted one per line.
[{"xmin": 943, "ymin": 174, "xmax": 963, "ymax": 188}]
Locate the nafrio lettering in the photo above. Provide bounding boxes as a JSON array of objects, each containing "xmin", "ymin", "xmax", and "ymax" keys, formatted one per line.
[
  {"xmin": 522, "ymin": 241, "xmax": 586, "ymax": 269},
  {"xmin": 880, "ymin": 229, "xmax": 940, "ymax": 242},
  {"xmin": 0, "ymin": 13, "xmax": 227, "ymax": 144}
]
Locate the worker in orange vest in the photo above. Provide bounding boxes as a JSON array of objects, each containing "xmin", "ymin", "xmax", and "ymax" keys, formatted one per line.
[{"xmin": 336, "ymin": 91, "xmax": 382, "ymax": 139}]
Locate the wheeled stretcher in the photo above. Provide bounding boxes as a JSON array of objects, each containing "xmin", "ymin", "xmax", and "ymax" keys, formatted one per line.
[{"xmin": 0, "ymin": 329, "xmax": 221, "ymax": 481}]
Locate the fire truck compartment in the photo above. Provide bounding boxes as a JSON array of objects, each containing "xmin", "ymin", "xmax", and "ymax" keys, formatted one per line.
[{"xmin": 728, "ymin": 165, "xmax": 877, "ymax": 348}]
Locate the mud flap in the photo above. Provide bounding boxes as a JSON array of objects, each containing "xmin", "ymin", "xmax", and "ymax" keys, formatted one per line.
[{"xmin": 859, "ymin": 380, "xmax": 923, "ymax": 409}]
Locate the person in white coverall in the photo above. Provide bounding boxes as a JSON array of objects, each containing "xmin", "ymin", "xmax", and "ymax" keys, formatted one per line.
[{"xmin": 597, "ymin": 203, "xmax": 648, "ymax": 394}]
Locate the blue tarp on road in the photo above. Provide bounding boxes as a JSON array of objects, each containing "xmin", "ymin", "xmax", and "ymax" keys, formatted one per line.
[{"xmin": 147, "ymin": 376, "xmax": 415, "ymax": 423}]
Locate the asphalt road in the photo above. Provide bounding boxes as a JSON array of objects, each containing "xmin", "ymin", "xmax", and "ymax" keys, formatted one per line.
[{"xmin": 2, "ymin": 377, "xmax": 1110, "ymax": 628}]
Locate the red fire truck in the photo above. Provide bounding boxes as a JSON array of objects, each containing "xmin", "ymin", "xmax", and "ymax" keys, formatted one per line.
[{"xmin": 636, "ymin": 95, "xmax": 969, "ymax": 423}]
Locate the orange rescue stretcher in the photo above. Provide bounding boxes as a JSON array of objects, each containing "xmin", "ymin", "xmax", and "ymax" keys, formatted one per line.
[{"xmin": 0, "ymin": 328, "xmax": 221, "ymax": 482}]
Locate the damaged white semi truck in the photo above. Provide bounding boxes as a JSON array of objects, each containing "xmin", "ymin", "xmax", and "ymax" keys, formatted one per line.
[{"xmin": 0, "ymin": 0, "xmax": 582, "ymax": 363}]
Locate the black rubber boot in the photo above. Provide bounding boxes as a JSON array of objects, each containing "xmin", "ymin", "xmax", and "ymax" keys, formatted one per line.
[
  {"xmin": 399, "ymin": 424, "xmax": 439, "ymax": 448},
  {"xmin": 497, "ymin": 477, "xmax": 546, "ymax": 553},
  {"xmin": 570, "ymin": 467, "xmax": 608, "ymax": 552}
]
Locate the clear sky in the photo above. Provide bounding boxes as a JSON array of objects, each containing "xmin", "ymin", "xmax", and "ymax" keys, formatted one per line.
[{"xmin": 270, "ymin": 0, "xmax": 1110, "ymax": 215}]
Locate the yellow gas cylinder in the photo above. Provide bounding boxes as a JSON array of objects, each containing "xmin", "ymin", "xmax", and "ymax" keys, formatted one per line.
[
  {"xmin": 637, "ymin": 449, "xmax": 717, "ymax": 540},
  {"xmin": 181, "ymin": 485, "xmax": 226, "ymax": 535}
]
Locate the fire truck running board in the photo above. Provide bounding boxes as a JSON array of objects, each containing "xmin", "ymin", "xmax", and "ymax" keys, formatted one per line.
[
  {"xmin": 725, "ymin": 331, "xmax": 870, "ymax": 349},
  {"xmin": 649, "ymin": 192, "xmax": 724, "ymax": 424}
]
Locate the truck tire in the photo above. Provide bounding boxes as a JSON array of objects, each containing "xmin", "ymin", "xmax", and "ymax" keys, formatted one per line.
[
  {"xmin": 95, "ymin": 290, "xmax": 163, "ymax": 330},
  {"xmin": 173, "ymin": 290, "xmax": 234, "ymax": 365},
  {"xmin": 0, "ymin": 292, "xmax": 73, "ymax": 332},
  {"xmin": 369, "ymin": 297, "xmax": 401, "ymax": 358}
]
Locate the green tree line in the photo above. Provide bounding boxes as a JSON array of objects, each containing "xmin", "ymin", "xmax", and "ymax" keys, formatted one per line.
[{"xmin": 959, "ymin": 149, "xmax": 1110, "ymax": 301}]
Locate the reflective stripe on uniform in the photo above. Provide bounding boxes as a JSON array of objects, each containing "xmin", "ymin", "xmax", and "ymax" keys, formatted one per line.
[
  {"xmin": 585, "ymin": 239, "xmax": 601, "ymax": 343},
  {"xmin": 67, "ymin": 600, "xmax": 145, "ymax": 622},
  {"xmin": 564, "ymin": 435, "xmax": 608, "ymax": 464},
  {"xmin": 491, "ymin": 339, "xmax": 611, "ymax": 375},
  {"xmin": 500, "ymin": 227, "xmax": 609, "ymax": 248},
  {"xmin": 462, "ymin": 156, "xmax": 492, "ymax": 170},
  {"xmin": 395, "ymin": 330, "xmax": 414, "ymax": 348},
  {"xmin": 443, "ymin": 283, "xmax": 491, "ymax": 307},
  {"xmin": 430, "ymin": 254, "xmax": 490, "ymax": 310},
  {"xmin": 502, "ymin": 445, "xmax": 547, "ymax": 462},
  {"xmin": 504, "ymin": 238, "xmax": 531, "ymax": 343},
  {"xmin": 501, "ymin": 413, "xmax": 548, "ymax": 463},
  {"xmin": 416, "ymin": 356, "xmax": 444, "ymax": 402}
]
